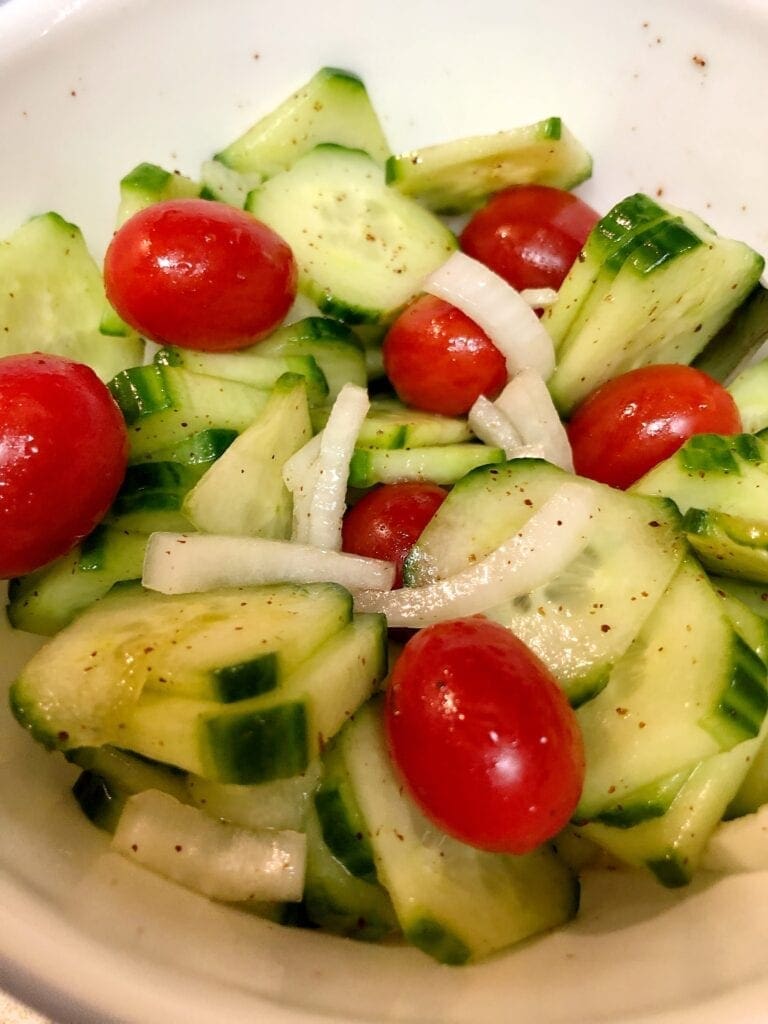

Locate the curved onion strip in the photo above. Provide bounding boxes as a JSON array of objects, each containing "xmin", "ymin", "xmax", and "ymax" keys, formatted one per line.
[
  {"xmin": 305, "ymin": 383, "xmax": 369, "ymax": 551},
  {"xmin": 282, "ymin": 432, "xmax": 322, "ymax": 493},
  {"xmin": 354, "ymin": 482, "xmax": 596, "ymax": 627},
  {"xmin": 494, "ymin": 369, "xmax": 574, "ymax": 472},
  {"xmin": 423, "ymin": 251, "xmax": 555, "ymax": 380},
  {"xmin": 520, "ymin": 287, "xmax": 559, "ymax": 310},
  {"xmin": 468, "ymin": 395, "xmax": 525, "ymax": 458},
  {"xmin": 142, "ymin": 532, "xmax": 395, "ymax": 595}
]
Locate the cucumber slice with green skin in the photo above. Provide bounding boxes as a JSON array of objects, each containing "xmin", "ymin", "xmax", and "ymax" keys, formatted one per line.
[
  {"xmin": 314, "ymin": 735, "xmax": 377, "ymax": 882},
  {"xmin": 7, "ymin": 529, "xmax": 147, "ymax": 636},
  {"xmin": 199, "ymin": 159, "xmax": 262, "ymax": 209},
  {"xmin": 154, "ymin": 346, "xmax": 328, "ymax": 406},
  {"xmin": 151, "ymin": 428, "xmax": 238, "ymax": 467},
  {"xmin": 348, "ymin": 444, "xmax": 504, "ymax": 489},
  {"xmin": 632, "ymin": 432, "xmax": 768, "ymax": 518},
  {"xmin": 302, "ymin": 803, "xmax": 399, "ymax": 942},
  {"xmin": 112, "ymin": 789, "xmax": 306, "ymax": 903},
  {"xmin": 115, "ymin": 614, "xmax": 388, "ymax": 784},
  {"xmin": 574, "ymin": 559, "xmax": 768, "ymax": 823},
  {"xmin": 683, "ymin": 507, "xmax": 768, "ymax": 585},
  {"xmin": 0, "ymin": 212, "xmax": 143, "ymax": 379},
  {"xmin": 186, "ymin": 761, "xmax": 320, "ymax": 832},
  {"xmin": 247, "ymin": 144, "xmax": 457, "ymax": 325},
  {"xmin": 406, "ymin": 460, "xmax": 684, "ymax": 705},
  {"xmin": 254, "ymin": 317, "xmax": 366, "ymax": 401},
  {"xmin": 385, "ymin": 116, "xmax": 592, "ymax": 215},
  {"xmin": 182, "ymin": 373, "xmax": 312, "ymax": 540},
  {"xmin": 104, "ymin": 461, "xmax": 205, "ymax": 534},
  {"xmin": 548, "ymin": 205, "xmax": 764, "ymax": 414},
  {"xmin": 693, "ymin": 283, "xmax": 768, "ymax": 385},
  {"xmin": 335, "ymin": 700, "xmax": 579, "ymax": 965},
  {"xmin": 10, "ymin": 583, "xmax": 353, "ymax": 748},
  {"xmin": 321, "ymin": 398, "xmax": 471, "ymax": 450},
  {"xmin": 215, "ymin": 67, "xmax": 390, "ymax": 176},
  {"xmin": 108, "ymin": 364, "xmax": 269, "ymax": 462},
  {"xmin": 727, "ymin": 356, "xmax": 768, "ymax": 432},
  {"xmin": 578, "ymin": 719, "xmax": 767, "ymax": 887}
]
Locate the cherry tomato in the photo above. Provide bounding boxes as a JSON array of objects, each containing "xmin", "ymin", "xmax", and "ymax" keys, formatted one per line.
[
  {"xmin": 382, "ymin": 294, "xmax": 507, "ymax": 416},
  {"xmin": 460, "ymin": 185, "xmax": 600, "ymax": 292},
  {"xmin": 0, "ymin": 353, "xmax": 128, "ymax": 578},
  {"xmin": 104, "ymin": 198, "xmax": 297, "ymax": 351},
  {"xmin": 342, "ymin": 482, "xmax": 447, "ymax": 587},
  {"xmin": 567, "ymin": 364, "xmax": 742, "ymax": 490},
  {"xmin": 386, "ymin": 617, "xmax": 585, "ymax": 854}
]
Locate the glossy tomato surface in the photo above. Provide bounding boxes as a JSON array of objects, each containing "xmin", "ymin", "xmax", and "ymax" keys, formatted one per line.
[
  {"xmin": 567, "ymin": 363, "xmax": 742, "ymax": 489},
  {"xmin": 382, "ymin": 294, "xmax": 507, "ymax": 416},
  {"xmin": 386, "ymin": 617, "xmax": 585, "ymax": 854},
  {"xmin": 104, "ymin": 198, "xmax": 297, "ymax": 351},
  {"xmin": 342, "ymin": 482, "xmax": 447, "ymax": 587},
  {"xmin": 460, "ymin": 185, "xmax": 600, "ymax": 292},
  {"xmin": 0, "ymin": 353, "xmax": 128, "ymax": 578}
]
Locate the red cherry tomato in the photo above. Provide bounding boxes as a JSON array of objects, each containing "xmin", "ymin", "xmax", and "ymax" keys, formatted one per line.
[
  {"xmin": 104, "ymin": 198, "xmax": 297, "ymax": 352},
  {"xmin": 0, "ymin": 353, "xmax": 128, "ymax": 577},
  {"xmin": 382, "ymin": 294, "xmax": 507, "ymax": 416},
  {"xmin": 386, "ymin": 617, "xmax": 585, "ymax": 854},
  {"xmin": 342, "ymin": 482, "xmax": 447, "ymax": 587},
  {"xmin": 567, "ymin": 364, "xmax": 742, "ymax": 490},
  {"xmin": 460, "ymin": 185, "xmax": 600, "ymax": 292}
]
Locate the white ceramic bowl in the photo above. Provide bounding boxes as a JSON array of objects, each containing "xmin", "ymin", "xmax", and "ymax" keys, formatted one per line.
[{"xmin": 3, "ymin": 1, "xmax": 768, "ymax": 1021}]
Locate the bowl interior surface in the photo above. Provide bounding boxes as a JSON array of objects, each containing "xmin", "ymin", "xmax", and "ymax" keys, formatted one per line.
[{"xmin": 2, "ymin": 1, "xmax": 768, "ymax": 1022}]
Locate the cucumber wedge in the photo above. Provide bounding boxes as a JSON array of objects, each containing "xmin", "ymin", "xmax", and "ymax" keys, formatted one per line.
[
  {"xmin": 386, "ymin": 116, "xmax": 592, "ymax": 214},
  {"xmin": 348, "ymin": 443, "xmax": 503, "ymax": 488}
]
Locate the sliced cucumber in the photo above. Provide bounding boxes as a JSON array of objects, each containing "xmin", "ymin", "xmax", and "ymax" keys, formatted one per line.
[
  {"xmin": 105, "ymin": 461, "xmax": 203, "ymax": 534},
  {"xmin": 7, "ymin": 528, "xmax": 147, "ymax": 636},
  {"xmin": 182, "ymin": 374, "xmax": 313, "ymax": 539},
  {"xmin": 348, "ymin": 443, "xmax": 504, "ymax": 488},
  {"xmin": 694, "ymin": 283, "xmax": 768, "ymax": 384},
  {"xmin": 574, "ymin": 559, "xmax": 768, "ymax": 822},
  {"xmin": 247, "ymin": 144, "xmax": 456, "ymax": 324},
  {"xmin": 115, "ymin": 614, "xmax": 387, "ymax": 783},
  {"xmin": 115, "ymin": 161, "xmax": 201, "ymax": 227},
  {"xmin": 151, "ymin": 428, "xmax": 238, "ymax": 466},
  {"xmin": 727, "ymin": 356, "xmax": 768, "ymax": 432},
  {"xmin": 215, "ymin": 67, "xmax": 390, "ymax": 175},
  {"xmin": 336, "ymin": 701, "xmax": 579, "ymax": 964},
  {"xmin": 314, "ymin": 734, "xmax": 378, "ymax": 882},
  {"xmin": 254, "ymin": 316, "xmax": 366, "ymax": 400},
  {"xmin": 0, "ymin": 212, "xmax": 143, "ymax": 379},
  {"xmin": 108, "ymin": 364, "xmax": 269, "ymax": 461},
  {"xmin": 683, "ymin": 507, "xmax": 768, "ymax": 585},
  {"xmin": 186, "ymin": 761, "xmax": 320, "ymax": 832},
  {"xmin": 406, "ymin": 459, "xmax": 684, "ymax": 704},
  {"xmin": 199, "ymin": 159, "xmax": 262, "ymax": 208},
  {"xmin": 10, "ymin": 583, "xmax": 353, "ymax": 748},
  {"xmin": 386, "ymin": 116, "xmax": 591, "ymax": 214},
  {"xmin": 346, "ymin": 398, "xmax": 471, "ymax": 450}
]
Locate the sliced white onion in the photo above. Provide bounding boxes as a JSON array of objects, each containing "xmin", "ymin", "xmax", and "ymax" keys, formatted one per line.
[
  {"xmin": 354, "ymin": 482, "xmax": 596, "ymax": 627},
  {"xmin": 494, "ymin": 369, "xmax": 574, "ymax": 472},
  {"xmin": 520, "ymin": 287, "xmax": 558, "ymax": 310},
  {"xmin": 468, "ymin": 395, "xmax": 525, "ymax": 457},
  {"xmin": 282, "ymin": 432, "xmax": 322, "ymax": 493},
  {"xmin": 142, "ymin": 532, "xmax": 395, "ymax": 595},
  {"xmin": 305, "ymin": 383, "xmax": 369, "ymax": 551},
  {"xmin": 423, "ymin": 251, "xmax": 555, "ymax": 380},
  {"xmin": 112, "ymin": 790, "xmax": 306, "ymax": 903}
]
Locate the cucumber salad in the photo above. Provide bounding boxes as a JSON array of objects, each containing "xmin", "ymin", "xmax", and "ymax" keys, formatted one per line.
[{"xmin": 4, "ymin": 66, "xmax": 768, "ymax": 965}]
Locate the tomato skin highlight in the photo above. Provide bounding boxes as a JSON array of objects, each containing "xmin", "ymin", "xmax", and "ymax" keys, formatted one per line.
[
  {"xmin": 382, "ymin": 294, "xmax": 507, "ymax": 416},
  {"xmin": 460, "ymin": 184, "xmax": 600, "ymax": 292},
  {"xmin": 567, "ymin": 364, "xmax": 743, "ymax": 490},
  {"xmin": 0, "ymin": 353, "xmax": 128, "ymax": 578},
  {"xmin": 104, "ymin": 198, "xmax": 297, "ymax": 352},
  {"xmin": 386, "ymin": 617, "xmax": 585, "ymax": 854},
  {"xmin": 342, "ymin": 482, "xmax": 447, "ymax": 587}
]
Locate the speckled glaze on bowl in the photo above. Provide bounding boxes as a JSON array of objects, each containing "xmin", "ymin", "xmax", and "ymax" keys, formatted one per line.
[{"xmin": 2, "ymin": 1, "xmax": 768, "ymax": 1021}]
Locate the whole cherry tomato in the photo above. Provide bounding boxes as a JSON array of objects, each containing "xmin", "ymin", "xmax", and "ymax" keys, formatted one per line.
[
  {"xmin": 382, "ymin": 294, "xmax": 507, "ymax": 416},
  {"xmin": 104, "ymin": 198, "xmax": 297, "ymax": 351},
  {"xmin": 460, "ymin": 185, "xmax": 600, "ymax": 292},
  {"xmin": 342, "ymin": 482, "xmax": 447, "ymax": 587},
  {"xmin": 0, "ymin": 353, "xmax": 128, "ymax": 577},
  {"xmin": 567, "ymin": 363, "xmax": 742, "ymax": 490},
  {"xmin": 386, "ymin": 617, "xmax": 585, "ymax": 854}
]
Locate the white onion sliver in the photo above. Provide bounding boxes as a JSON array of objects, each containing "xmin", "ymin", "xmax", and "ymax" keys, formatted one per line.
[
  {"xmin": 519, "ymin": 287, "xmax": 558, "ymax": 310},
  {"xmin": 354, "ymin": 482, "xmax": 596, "ymax": 627},
  {"xmin": 423, "ymin": 251, "xmax": 555, "ymax": 380},
  {"xmin": 306, "ymin": 383, "xmax": 370, "ymax": 551},
  {"xmin": 282, "ymin": 432, "xmax": 322, "ymax": 493},
  {"xmin": 142, "ymin": 532, "xmax": 395, "ymax": 595},
  {"xmin": 290, "ymin": 455, "xmax": 320, "ymax": 544},
  {"xmin": 468, "ymin": 395, "xmax": 524, "ymax": 458},
  {"xmin": 495, "ymin": 369, "xmax": 574, "ymax": 472}
]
